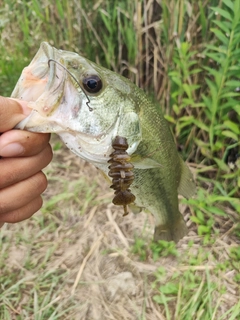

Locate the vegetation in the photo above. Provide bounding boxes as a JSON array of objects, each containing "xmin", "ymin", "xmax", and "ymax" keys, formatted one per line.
[{"xmin": 0, "ymin": 0, "xmax": 239, "ymax": 319}]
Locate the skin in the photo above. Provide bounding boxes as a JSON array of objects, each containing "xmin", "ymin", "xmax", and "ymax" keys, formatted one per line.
[{"xmin": 0, "ymin": 96, "xmax": 53, "ymax": 227}]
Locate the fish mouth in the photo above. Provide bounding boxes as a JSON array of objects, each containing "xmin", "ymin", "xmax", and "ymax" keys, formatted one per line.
[
  {"xmin": 41, "ymin": 42, "xmax": 61, "ymax": 96},
  {"xmin": 12, "ymin": 42, "xmax": 61, "ymax": 102},
  {"xmin": 13, "ymin": 42, "xmax": 67, "ymax": 130}
]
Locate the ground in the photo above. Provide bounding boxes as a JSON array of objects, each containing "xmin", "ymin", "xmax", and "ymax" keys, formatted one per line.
[{"xmin": 0, "ymin": 135, "xmax": 239, "ymax": 320}]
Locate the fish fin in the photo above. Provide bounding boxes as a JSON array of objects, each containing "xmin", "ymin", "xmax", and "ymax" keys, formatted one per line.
[
  {"xmin": 177, "ymin": 159, "xmax": 196, "ymax": 199},
  {"xmin": 98, "ymin": 170, "xmax": 111, "ymax": 184},
  {"xmin": 131, "ymin": 155, "xmax": 162, "ymax": 169},
  {"xmin": 154, "ymin": 213, "xmax": 188, "ymax": 243},
  {"xmin": 129, "ymin": 203, "xmax": 144, "ymax": 214}
]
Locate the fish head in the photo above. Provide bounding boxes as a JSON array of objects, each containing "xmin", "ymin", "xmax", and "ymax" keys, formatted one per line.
[{"xmin": 13, "ymin": 42, "xmax": 142, "ymax": 169}]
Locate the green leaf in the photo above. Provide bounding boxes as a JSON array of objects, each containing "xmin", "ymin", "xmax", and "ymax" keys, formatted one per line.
[
  {"xmin": 193, "ymin": 138, "xmax": 210, "ymax": 147},
  {"xmin": 202, "ymin": 95, "xmax": 213, "ymax": 114},
  {"xmin": 199, "ymin": 1, "xmax": 207, "ymax": 37},
  {"xmin": 192, "ymin": 119, "xmax": 209, "ymax": 132},
  {"xmin": 233, "ymin": 0, "xmax": 240, "ymax": 14},
  {"xmin": 211, "ymin": 28, "xmax": 229, "ymax": 45},
  {"xmin": 198, "ymin": 225, "xmax": 211, "ymax": 235},
  {"xmin": 225, "ymin": 80, "xmax": 240, "ymax": 88},
  {"xmin": 213, "ymin": 157, "xmax": 230, "ymax": 171},
  {"xmin": 233, "ymin": 0, "xmax": 240, "ymax": 27},
  {"xmin": 233, "ymin": 104, "xmax": 240, "ymax": 115},
  {"xmin": 160, "ymin": 283, "xmax": 178, "ymax": 295},
  {"xmin": 182, "ymin": 84, "xmax": 193, "ymax": 98},
  {"xmin": 164, "ymin": 115, "xmax": 176, "ymax": 124},
  {"xmin": 196, "ymin": 209, "xmax": 205, "ymax": 222},
  {"xmin": 213, "ymin": 19, "xmax": 230, "ymax": 34},
  {"xmin": 204, "ymin": 66, "xmax": 221, "ymax": 79},
  {"xmin": 205, "ymin": 52, "xmax": 225, "ymax": 63},
  {"xmin": 222, "ymin": 0, "xmax": 234, "ymax": 11},
  {"xmin": 55, "ymin": 0, "xmax": 64, "ymax": 19},
  {"xmin": 221, "ymin": 130, "xmax": 238, "ymax": 140},
  {"xmin": 181, "ymin": 98, "xmax": 197, "ymax": 106},
  {"xmin": 205, "ymin": 44, "xmax": 227, "ymax": 54},
  {"xmin": 211, "ymin": 7, "xmax": 232, "ymax": 21},
  {"xmin": 191, "ymin": 216, "xmax": 201, "ymax": 224},
  {"xmin": 207, "ymin": 206, "xmax": 226, "ymax": 216},
  {"xmin": 99, "ymin": 11, "xmax": 112, "ymax": 34},
  {"xmin": 205, "ymin": 78, "xmax": 218, "ymax": 115},
  {"xmin": 170, "ymin": 75, "xmax": 182, "ymax": 87},
  {"xmin": 224, "ymin": 120, "xmax": 240, "ymax": 134},
  {"xmin": 179, "ymin": 115, "xmax": 194, "ymax": 122},
  {"xmin": 189, "ymin": 68, "xmax": 202, "ymax": 75},
  {"xmin": 221, "ymin": 92, "xmax": 240, "ymax": 98}
]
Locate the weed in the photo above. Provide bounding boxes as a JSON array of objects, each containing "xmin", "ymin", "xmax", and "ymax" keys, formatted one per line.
[
  {"xmin": 131, "ymin": 237, "xmax": 148, "ymax": 261},
  {"xmin": 150, "ymin": 240, "xmax": 179, "ymax": 261}
]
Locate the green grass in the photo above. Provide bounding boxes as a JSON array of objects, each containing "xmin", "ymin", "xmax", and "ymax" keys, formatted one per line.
[{"xmin": 0, "ymin": 0, "xmax": 239, "ymax": 319}]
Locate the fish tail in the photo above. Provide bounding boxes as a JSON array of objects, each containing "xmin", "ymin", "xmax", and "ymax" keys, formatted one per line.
[{"xmin": 153, "ymin": 213, "xmax": 188, "ymax": 243}]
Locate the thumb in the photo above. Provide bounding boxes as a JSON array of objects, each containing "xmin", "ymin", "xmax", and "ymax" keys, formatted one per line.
[{"xmin": 0, "ymin": 96, "xmax": 31, "ymax": 132}]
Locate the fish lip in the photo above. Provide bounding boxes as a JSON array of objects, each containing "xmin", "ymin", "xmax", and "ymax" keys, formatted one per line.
[
  {"xmin": 15, "ymin": 42, "xmax": 68, "ymax": 127},
  {"xmin": 33, "ymin": 42, "xmax": 68, "ymax": 111},
  {"xmin": 39, "ymin": 42, "xmax": 60, "ymax": 94},
  {"xmin": 14, "ymin": 42, "xmax": 68, "ymax": 130}
]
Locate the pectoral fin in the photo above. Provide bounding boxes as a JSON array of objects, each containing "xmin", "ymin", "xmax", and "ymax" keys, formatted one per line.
[
  {"xmin": 129, "ymin": 203, "xmax": 144, "ymax": 214},
  {"xmin": 131, "ymin": 155, "xmax": 162, "ymax": 169},
  {"xmin": 99, "ymin": 170, "xmax": 111, "ymax": 184}
]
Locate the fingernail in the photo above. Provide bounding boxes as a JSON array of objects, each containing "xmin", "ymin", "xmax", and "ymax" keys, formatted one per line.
[{"xmin": 0, "ymin": 143, "xmax": 25, "ymax": 157}]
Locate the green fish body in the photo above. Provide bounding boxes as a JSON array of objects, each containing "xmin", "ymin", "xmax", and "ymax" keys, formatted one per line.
[
  {"xmin": 12, "ymin": 42, "xmax": 195, "ymax": 242},
  {"xmin": 120, "ymin": 84, "xmax": 195, "ymax": 242}
]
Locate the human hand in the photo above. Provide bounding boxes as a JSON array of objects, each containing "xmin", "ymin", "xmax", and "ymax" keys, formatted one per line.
[{"xmin": 0, "ymin": 96, "xmax": 53, "ymax": 227}]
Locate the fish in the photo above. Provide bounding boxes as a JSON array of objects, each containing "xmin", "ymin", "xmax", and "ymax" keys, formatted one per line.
[{"xmin": 12, "ymin": 42, "xmax": 195, "ymax": 242}]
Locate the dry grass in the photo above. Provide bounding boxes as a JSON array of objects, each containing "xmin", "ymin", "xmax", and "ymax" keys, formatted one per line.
[{"xmin": 1, "ymin": 135, "xmax": 239, "ymax": 320}]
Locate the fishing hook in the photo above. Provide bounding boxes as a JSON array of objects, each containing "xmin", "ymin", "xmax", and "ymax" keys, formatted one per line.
[{"xmin": 48, "ymin": 59, "xmax": 93, "ymax": 112}]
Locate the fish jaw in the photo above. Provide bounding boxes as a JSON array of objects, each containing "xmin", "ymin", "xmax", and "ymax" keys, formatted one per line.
[{"xmin": 12, "ymin": 42, "xmax": 67, "ymax": 117}]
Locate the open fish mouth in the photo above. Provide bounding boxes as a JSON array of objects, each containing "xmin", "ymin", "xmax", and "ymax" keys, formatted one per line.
[
  {"xmin": 13, "ymin": 42, "xmax": 68, "ymax": 131},
  {"xmin": 12, "ymin": 42, "xmax": 64, "ymax": 107}
]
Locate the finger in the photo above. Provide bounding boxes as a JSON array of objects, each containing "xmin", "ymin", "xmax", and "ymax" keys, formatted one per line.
[
  {"xmin": 0, "ymin": 144, "xmax": 52, "ymax": 188},
  {"xmin": 0, "ymin": 96, "xmax": 31, "ymax": 132},
  {"xmin": 0, "ymin": 196, "xmax": 43, "ymax": 223},
  {"xmin": 0, "ymin": 171, "xmax": 47, "ymax": 215},
  {"xmin": 0, "ymin": 130, "xmax": 51, "ymax": 157}
]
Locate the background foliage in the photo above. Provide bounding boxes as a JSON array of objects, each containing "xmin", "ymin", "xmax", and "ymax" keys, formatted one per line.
[{"xmin": 0, "ymin": 0, "xmax": 239, "ymax": 319}]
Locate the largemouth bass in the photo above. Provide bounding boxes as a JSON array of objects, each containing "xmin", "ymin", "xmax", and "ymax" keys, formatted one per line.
[{"xmin": 12, "ymin": 42, "xmax": 195, "ymax": 242}]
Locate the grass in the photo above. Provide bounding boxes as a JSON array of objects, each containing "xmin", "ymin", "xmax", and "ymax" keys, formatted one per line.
[
  {"xmin": 0, "ymin": 0, "xmax": 240, "ymax": 319},
  {"xmin": 0, "ymin": 145, "xmax": 239, "ymax": 319}
]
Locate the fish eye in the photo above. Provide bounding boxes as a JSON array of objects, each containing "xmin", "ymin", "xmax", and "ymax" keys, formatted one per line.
[{"xmin": 82, "ymin": 75, "xmax": 102, "ymax": 93}]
